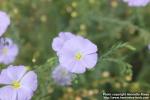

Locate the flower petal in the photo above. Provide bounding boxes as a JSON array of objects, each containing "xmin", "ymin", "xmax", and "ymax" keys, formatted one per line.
[
  {"xmin": 70, "ymin": 61, "xmax": 86, "ymax": 73},
  {"xmin": 0, "ymin": 68, "xmax": 13, "ymax": 84},
  {"xmin": 0, "ymin": 11, "xmax": 10, "ymax": 36},
  {"xmin": 59, "ymin": 36, "xmax": 83, "ymax": 54},
  {"xmin": 21, "ymin": 71, "xmax": 38, "ymax": 92},
  {"xmin": 0, "ymin": 86, "xmax": 17, "ymax": 100},
  {"xmin": 52, "ymin": 37, "xmax": 64, "ymax": 52},
  {"xmin": 17, "ymin": 86, "xmax": 33, "ymax": 100},
  {"xmin": 123, "ymin": 0, "xmax": 150, "ymax": 7},
  {"xmin": 82, "ymin": 53, "xmax": 98, "ymax": 69},
  {"xmin": 52, "ymin": 32, "xmax": 75, "ymax": 52},
  {"xmin": 80, "ymin": 39, "xmax": 97, "ymax": 55},
  {"xmin": 7, "ymin": 65, "xmax": 27, "ymax": 81}
]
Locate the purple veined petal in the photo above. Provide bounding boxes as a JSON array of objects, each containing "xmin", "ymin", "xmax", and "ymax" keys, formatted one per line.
[
  {"xmin": 52, "ymin": 37, "xmax": 64, "ymax": 52},
  {"xmin": 80, "ymin": 39, "xmax": 97, "ymax": 55},
  {"xmin": 0, "ymin": 11, "xmax": 10, "ymax": 25},
  {"xmin": 7, "ymin": 44, "xmax": 19, "ymax": 57},
  {"xmin": 0, "ymin": 68, "xmax": 13, "ymax": 84},
  {"xmin": 17, "ymin": 86, "xmax": 33, "ymax": 100},
  {"xmin": 82, "ymin": 53, "xmax": 98, "ymax": 69},
  {"xmin": 59, "ymin": 52, "xmax": 75, "ymax": 66},
  {"xmin": 60, "ymin": 36, "xmax": 97, "ymax": 55},
  {"xmin": 20, "ymin": 71, "xmax": 38, "ymax": 92},
  {"xmin": 0, "ymin": 11, "xmax": 10, "ymax": 37},
  {"xmin": 59, "ymin": 37, "xmax": 83, "ymax": 55},
  {"xmin": 0, "ymin": 45, "xmax": 18, "ymax": 65},
  {"xmin": 7, "ymin": 65, "xmax": 27, "ymax": 81},
  {"xmin": 0, "ymin": 55, "xmax": 16, "ymax": 65},
  {"xmin": 70, "ymin": 61, "xmax": 86, "ymax": 73},
  {"xmin": 0, "ymin": 86, "xmax": 17, "ymax": 100},
  {"xmin": 58, "ymin": 38, "xmax": 79, "ymax": 63},
  {"xmin": 52, "ymin": 32, "xmax": 75, "ymax": 52}
]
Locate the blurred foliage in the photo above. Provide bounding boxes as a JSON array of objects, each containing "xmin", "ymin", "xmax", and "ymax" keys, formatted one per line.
[{"xmin": 0, "ymin": 0, "xmax": 150, "ymax": 100}]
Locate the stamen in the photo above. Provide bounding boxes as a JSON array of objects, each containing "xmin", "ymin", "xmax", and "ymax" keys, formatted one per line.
[
  {"xmin": 75, "ymin": 52, "xmax": 82, "ymax": 61},
  {"xmin": 12, "ymin": 81, "xmax": 21, "ymax": 89}
]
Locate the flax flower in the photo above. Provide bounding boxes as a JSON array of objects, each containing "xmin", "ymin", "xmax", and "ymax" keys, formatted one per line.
[
  {"xmin": 59, "ymin": 36, "xmax": 98, "ymax": 73},
  {"xmin": 0, "ymin": 65, "xmax": 38, "ymax": 100}
]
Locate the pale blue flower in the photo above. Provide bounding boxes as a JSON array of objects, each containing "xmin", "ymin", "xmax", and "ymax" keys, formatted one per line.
[
  {"xmin": 0, "ymin": 38, "xmax": 19, "ymax": 65},
  {"xmin": 59, "ymin": 36, "xmax": 98, "ymax": 73},
  {"xmin": 0, "ymin": 65, "xmax": 38, "ymax": 100},
  {"xmin": 52, "ymin": 65, "xmax": 74, "ymax": 86}
]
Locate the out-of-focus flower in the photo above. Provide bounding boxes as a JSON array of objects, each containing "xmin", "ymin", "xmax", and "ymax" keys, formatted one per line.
[
  {"xmin": 123, "ymin": 0, "xmax": 150, "ymax": 7},
  {"xmin": 52, "ymin": 65, "xmax": 74, "ymax": 86},
  {"xmin": 0, "ymin": 65, "xmax": 38, "ymax": 100},
  {"xmin": 52, "ymin": 32, "xmax": 75, "ymax": 54},
  {"xmin": 0, "ymin": 11, "xmax": 10, "ymax": 37},
  {"xmin": 59, "ymin": 36, "xmax": 98, "ymax": 73},
  {"xmin": 0, "ymin": 38, "xmax": 19, "ymax": 65}
]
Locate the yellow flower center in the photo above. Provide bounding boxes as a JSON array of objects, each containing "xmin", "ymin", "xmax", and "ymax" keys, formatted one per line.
[
  {"xmin": 12, "ymin": 81, "xmax": 21, "ymax": 89},
  {"xmin": 2, "ymin": 47, "xmax": 8, "ymax": 55},
  {"xmin": 75, "ymin": 52, "xmax": 82, "ymax": 61}
]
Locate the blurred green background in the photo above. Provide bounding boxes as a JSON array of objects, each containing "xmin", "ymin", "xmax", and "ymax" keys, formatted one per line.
[{"xmin": 0, "ymin": 0, "xmax": 150, "ymax": 100}]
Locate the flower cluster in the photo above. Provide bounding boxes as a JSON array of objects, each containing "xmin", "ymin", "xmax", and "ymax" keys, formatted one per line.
[
  {"xmin": 0, "ymin": 11, "xmax": 37, "ymax": 100},
  {"xmin": 0, "ymin": 11, "xmax": 19, "ymax": 65},
  {"xmin": 123, "ymin": 0, "xmax": 150, "ymax": 7},
  {"xmin": 52, "ymin": 32, "xmax": 98, "ymax": 85},
  {"xmin": 0, "ymin": 65, "xmax": 38, "ymax": 100}
]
